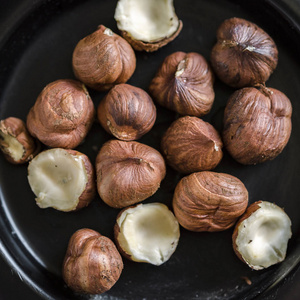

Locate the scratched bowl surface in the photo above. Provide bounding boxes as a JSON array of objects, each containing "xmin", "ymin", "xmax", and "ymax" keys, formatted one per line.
[{"xmin": 0, "ymin": 0, "xmax": 300, "ymax": 299}]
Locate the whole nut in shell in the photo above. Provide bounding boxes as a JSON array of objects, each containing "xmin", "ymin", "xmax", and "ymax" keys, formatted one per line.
[
  {"xmin": 173, "ymin": 171, "xmax": 249, "ymax": 232},
  {"xmin": 72, "ymin": 25, "xmax": 136, "ymax": 91},
  {"xmin": 232, "ymin": 201, "xmax": 292, "ymax": 270},
  {"xmin": 96, "ymin": 139, "xmax": 166, "ymax": 208},
  {"xmin": 149, "ymin": 52, "xmax": 215, "ymax": 117},
  {"xmin": 26, "ymin": 79, "xmax": 95, "ymax": 149},
  {"xmin": 97, "ymin": 84, "xmax": 156, "ymax": 141},
  {"xmin": 62, "ymin": 228, "xmax": 123, "ymax": 294},
  {"xmin": 211, "ymin": 17, "xmax": 278, "ymax": 88},
  {"xmin": 0, "ymin": 117, "xmax": 40, "ymax": 164},
  {"xmin": 161, "ymin": 116, "xmax": 223, "ymax": 174},
  {"xmin": 223, "ymin": 86, "xmax": 292, "ymax": 165}
]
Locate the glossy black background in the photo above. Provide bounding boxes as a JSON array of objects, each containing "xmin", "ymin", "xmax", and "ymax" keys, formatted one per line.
[{"xmin": 0, "ymin": 0, "xmax": 300, "ymax": 299}]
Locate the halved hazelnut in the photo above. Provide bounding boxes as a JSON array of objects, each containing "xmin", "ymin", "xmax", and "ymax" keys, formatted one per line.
[
  {"xmin": 26, "ymin": 79, "xmax": 95, "ymax": 149},
  {"xmin": 96, "ymin": 140, "xmax": 166, "ymax": 208},
  {"xmin": 173, "ymin": 171, "xmax": 248, "ymax": 232},
  {"xmin": 161, "ymin": 116, "xmax": 223, "ymax": 174},
  {"xmin": 0, "ymin": 117, "xmax": 40, "ymax": 164},
  {"xmin": 97, "ymin": 84, "xmax": 156, "ymax": 141},
  {"xmin": 232, "ymin": 201, "xmax": 292, "ymax": 270},
  {"xmin": 223, "ymin": 86, "xmax": 292, "ymax": 165},
  {"xmin": 27, "ymin": 148, "xmax": 96, "ymax": 212},
  {"xmin": 114, "ymin": 0, "xmax": 183, "ymax": 52},
  {"xmin": 72, "ymin": 25, "xmax": 136, "ymax": 91},
  {"xmin": 149, "ymin": 52, "xmax": 215, "ymax": 117},
  {"xmin": 211, "ymin": 17, "xmax": 278, "ymax": 88},
  {"xmin": 114, "ymin": 203, "xmax": 180, "ymax": 265},
  {"xmin": 63, "ymin": 228, "xmax": 123, "ymax": 294}
]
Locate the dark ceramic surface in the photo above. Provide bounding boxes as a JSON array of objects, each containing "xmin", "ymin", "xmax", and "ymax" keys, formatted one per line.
[{"xmin": 0, "ymin": 0, "xmax": 300, "ymax": 299}]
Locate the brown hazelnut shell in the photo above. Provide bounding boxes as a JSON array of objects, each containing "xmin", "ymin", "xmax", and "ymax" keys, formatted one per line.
[
  {"xmin": 120, "ymin": 20, "xmax": 183, "ymax": 52},
  {"xmin": 149, "ymin": 51, "xmax": 215, "ymax": 117},
  {"xmin": 173, "ymin": 171, "xmax": 248, "ymax": 232},
  {"xmin": 211, "ymin": 17, "xmax": 278, "ymax": 88},
  {"xmin": 95, "ymin": 140, "xmax": 166, "ymax": 208},
  {"xmin": 62, "ymin": 228, "xmax": 123, "ymax": 294},
  {"xmin": 223, "ymin": 86, "xmax": 292, "ymax": 165},
  {"xmin": 97, "ymin": 84, "xmax": 156, "ymax": 141},
  {"xmin": 161, "ymin": 116, "xmax": 223, "ymax": 174},
  {"xmin": 72, "ymin": 25, "xmax": 136, "ymax": 91},
  {"xmin": 26, "ymin": 79, "xmax": 95, "ymax": 149},
  {"xmin": 0, "ymin": 117, "xmax": 40, "ymax": 164}
]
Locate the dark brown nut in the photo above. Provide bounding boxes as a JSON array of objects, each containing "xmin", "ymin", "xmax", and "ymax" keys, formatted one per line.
[
  {"xmin": 26, "ymin": 79, "xmax": 95, "ymax": 149},
  {"xmin": 211, "ymin": 17, "xmax": 278, "ymax": 88},
  {"xmin": 114, "ymin": 0, "xmax": 183, "ymax": 52},
  {"xmin": 232, "ymin": 201, "xmax": 292, "ymax": 270},
  {"xmin": 0, "ymin": 117, "xmax": 40, "ymax": 164},
  {"xmin": 223, "ymin": 86, "xmax": 292, "ymax": 165},
  {"xmin": 149, "ymin": 52, "xmax": 215, "ymax": 117},
  {"xmin": 173, "ymin": 171, "xmax": 249, "ymax": 232},
  {"xmin": 96, "ymin": 140, "xmax": 166, "ymax": 208},
  {"xmin": 161, "ymin": 116, "xmax": 223, "ymax": 174},
  {"xmin": 28, "ymin": 148, "xmax": 96, "ymax": 212},
  {"xmin": 114, "ymin": 202, "xmax": 180, "ymax": 265},
  {"xmin": 72, "ymin": 25, "xmax": 136, "ymax": 91},
  {"xmin": 62, "ymin": 228, "xmax": 123, "ymax": 294},
  {"xmin": 97, "ymin": 84, "xmax": 156, "ymax": 141}
]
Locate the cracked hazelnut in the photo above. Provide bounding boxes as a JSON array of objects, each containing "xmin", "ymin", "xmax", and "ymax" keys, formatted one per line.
[
  {"xmin": 173, "ymin": 171, "xmax": 249, "ymax": 232},
  {"xmin": 0, "ymin": 117, "xmax": 40, "ymax": 164},
  {"xmin": 114, "ymin": 202, "xmax": 180, "ymax": 265},
  {"xmin": 97, "ymin": 84, "xmax": 156, "ymax": 141},
  {"xmin": 63, "ymin": 228, "xmax": 123, "ymax": 294},
  {"xmin": 232, "ymin": 201, "xmax": 292, "ymax": 270},
  {"xmin": 26, "ymin": 79, "xmax": 95, "ymax": 149},
  {"xmin": 114, "ymin": 0, "xmax": 183, "ymax": 52},
  {"xmin": 149, "ymin": 52, "xmax": 215, "ymax": 117},
  {"xmin": 28, "ymin": 148, "xmax": 96, "ymax": 212},
  {"xmin": 96, "ymin": 140, "xmax": 166, "ymax": 208},
  {"xmin": 223, "ymin": 86, "xmax": 292, "ymax": 165},
  {"xmin": 161, "ymin": 116, "xmax": 223, "ymax": 174},
  {"xmin": 211, "ymin": 17, "xmax": 278, "ymax": 88},
  {"xmin": 72, "ymin": 25, "xmax": 136, "ymax": 91}
]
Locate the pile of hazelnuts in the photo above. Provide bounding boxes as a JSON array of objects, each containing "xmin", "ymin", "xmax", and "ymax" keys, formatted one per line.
[{"xmin": 0, "ymin": 15, "xmax": 293, "ymax": 296}]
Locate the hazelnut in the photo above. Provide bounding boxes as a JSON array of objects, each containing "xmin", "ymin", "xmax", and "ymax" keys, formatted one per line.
[
  {"xmin": 96, "ymin": 140, "xmax": 166, "ymax": 208},
  {"xmin": 223, "ymin": 86, "xmax": 292, "ymax": 165},
  {"xmin": 161, "ymin": 116, "xmax": 223, "ymax": 174},
  {"xmin": 0, "ymin": 117, "xmax": 40, "ymax": 164},
  {"xmin": 211, "ymin": 17, "xmax": 278, "ymax": 88},
  {"xmin": 72, "ymin": 25, "xmax": 136, "ymax": 91},
  {"xmin": 232, "ymin": 201, "xmax": 292, "ymax": 270},
  {"xmin": 114, "ymin": 203, "xmax": 180, "ymax": 266},
  {"xmin": 114, "ymin": 0, "xmax": 183, "ymax": 52},
  {"xmin": 173, "ymin": 171, "xmax": 248, "ymax": 232},
  {"xmin": 26, "ymin": 79, "xmax": 95, "ymax": 149},
  {"xmin": 28, "ymin": 148, "xmax": 96, "ymax": 212},
  {"xmin": 62, "ymin": 228, "xmax": 123, "ymax": 294},
  {"xmin": 97, "ymin": 84, "xmax": 156, "ymax": 141},
  {"xmin": 149, "ymin": 52, "xmax": 215, "ymax": 117}
]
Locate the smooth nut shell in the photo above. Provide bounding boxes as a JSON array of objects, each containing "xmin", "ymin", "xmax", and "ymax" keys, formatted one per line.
[
  {"xmin": 62, "ymin": 228, "xmax": 123, "ymax": 294},
  {"xmin": 26, "ymin": 79, "xmax": 95, "ymax": 149},
  {"xmin": 211, "ymin": 17, "xmax": 278, "ymax": 88},
  {"xmin": 223, "ymin": 86, "xmax": 292, "ymax": 165},
  {"xmin": 72, "ymin": 25, "xmax": 136, "ymax": 91},
  {"xmin": 97, "ymin": 84, "xmax": 156, "ymax": 141},
  {"xmin": 0, "ymin": 117, "xmax": 40, "ymax": 164},
  {"xmin": 120, "ymin": 20, "xmax": 183, "ymax": 52},
  {"xmin": 173, "ymin": 171, "xmax": 249, "ymax": 232},
  {"xmin": 96, "ymin": 140, "xmax": 166, "ymax": 208},
  {"xmin": 161, "ymin": 116, "xmax": 223, "ymax": 174},
  {"xmin": 149, "ymin": 51, "xmax": 215, "ymax": 117}
]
